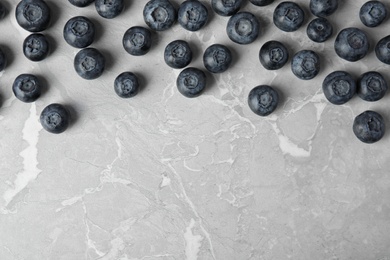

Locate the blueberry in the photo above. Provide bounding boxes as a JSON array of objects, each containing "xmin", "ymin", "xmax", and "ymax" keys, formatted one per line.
[
  {"xmin": 358, "ymin": 71, "xmax": 388, "ymax": 101},
  {"xmin": 12, "ymin": 74, "xmax": 42, "ymax": 103},
  {"xmin": 291, "ymin": 50, "xmax": 320, "ymax": 80},
  {"xmin": 114, "ymin": 72, "xmax": 140, "ymax": 98},
  {"xmin": 249, "ymin": 0, "xmax": 274, "ymax": 6},
  {"xmin": 23, "ymin": 33, "xmax": 50, "ymax": 62},
  {"xmin": 310, "ymin": 0, "xmax": 338, "ymax": 17},
  {"xmin": 63, "ymin": 16, "xmax": 95, "ymax": 49},
  {"xmin": 322, "ymin": 71, "xmax": 356, "ymax": 105},
  {"xmin": 226, "ymin": 12, "xmax": 260, "ymax": 44},
  {"xmin": 375, "ymin": 35, "xmax": 390, "ymax": 64},
  {"xmin": 74, "ymin": 48, "xmax": 105, "ymax": 80},
  {"xmin": 0, "ymin": 2, "xmax": 7, "ymax": 20},
  {"xmin": 95, "ymin": 0, "xmax": 124, "ymax": 19},
  {"xmin": 0, "ymin": 47, "xmax": 6, "ymax": 72},
  {"xmin": 178, "ymin": 0, "xmax": 208, "ymax": 32},
  {"xmin": 40, "ymin": 104, "xmax": 70, "ymax": 134},
  {"xmin": 360, "ymin": 1, "xmax": 387, "ymax": 28},
  {"xmin": 211, "ymin": 0, "xmax": 242, "ymax": 17},
  {"xmin": 273, "ymin": 2, "xmax": 305, "ymax": 32},
  {"xmin": 143, "ymin": 0, "xmax": 177, "ymax": 31},
  {"xmin": 203, "ymin": 44, "xmax": 232, "ymax": 73},
  {"xmin": 248, "ymin": 85, "xmax": 279, "ymax": 117},
  {"xmin": 353, "ymin": 110, "xmax": 385, "ymax": 143},
  {"xmin": 68, "ymin": 0, "xmax": 95, "ymax": 7},
  {"xmin": 306, "ymin": 17, "xmax": 333, "ymax": 43},
  {"xmin": 15, "ymin": 0, "xmax": 51, "ymax": 32},
  {"xmin": 334, "ymin": 27, "xmax": 370, "ymax": 62},
  {"xmin": 259, "ymin": 40, "xmax": 289, "ymax": 70},
  {"xmin": 176, "ymin": 67, "xmax": 207, "ymax": 98},
  {"xmin": 164, "ymin": 40, "xmax": 192, "ymax": 69},
  {"xmin": 123, "ymin": 26, "xmax": 152, "ymax": 56}
]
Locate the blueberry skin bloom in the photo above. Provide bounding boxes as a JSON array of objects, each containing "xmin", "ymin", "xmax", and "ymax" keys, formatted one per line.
[
  {"xmin": 114, "ymin": 72, "xmax": 140, "ymax": 98},
  {"xmin": 310, "ymin": 0, "xmax": 338, "ymax": 17},
  {"xmin": 164, "ymin": 40, "xmax": 192, "ymax": 69},
  {"xmin": 178, "ymin": 0, "xmax": 208, "ymax": 32},
  {"xmin": 68, "ymin": 0, "xmax": 95, "ymax": 7},
  {"xmin": 74, "ymin": 48, "xmax": 105, "ymax": 80},
  {"xmin": 63, "ymin": 16, "xmax": 95, "ymax": 49},
  {"xmin": 40, "ymin": 104, "xmax": 70, "ymax": 134},
  {"xmin": 211, "ymin": 0, "xmax": 242, "ymax": 17},
  {"xmin": 259, "ymin": 40, "xmax": 289, "ymax": 70},
  {"xmin": 143, "ymin": 0, "xmax": 177, "ymax": 31},
  {"xmin": 123, "ymin": 26, "xmax": 152, "ymax": 56},
  {"xmin": 95, "ymin": 0, "xmax": 124, "ymax": 19},
  {"xmin": 226, "ymin": 12, "xmax": 260, "ymax": 45},
  {"xmin": 16, "ymin": 0, "xmax": 51, "ymax": 32},
  {"xmin": 248, "ymin": 85, "xmax": 279, "ymax": 117},
  {"xmin": 273, "ymin": 2, "xmax": 305, "ymax": 32},
  {"xmin": 0, "ymin": 47, "xmax": 6, "ymax": 72},
  {"xmin": 360, "ymin": 1, "xmax": 387, "ymax": 28},
  {"xmin": 203, "ymin": 44, "xmax": 232, "ymax": 73},
  {"xmin": 334, "ymin": 27, "xmax": 370, "ymax": 62},
  {"xmin": 291, "ymin": 50, "xmax": 320, "ymax": 80},
  {"xmin": 307, "ymin": 18, "xmax": 333, "ymax": 43},
  {"xmin": 353, "ymin": 110, "xmax": 385, "ymax": 144},
  {"xmin": 176, "ymin": 67, "xmax": 207, "ymax": 98},
  {"xmin": 375, "ymin": 35, "xmax": 390, "ymax": 64},
  {"xmin": 322, "ymin": 71, "xmax": 356, "ymax": 105},
  {"xmin": 12, "ymin": 74, "xmax": 41, "ymax": 103},
  {"xmin": 358, "ymin": 71, "xmax": 388, "ymax": 101},
  {"xmin": 23, "ymin": 33, "xmax": 50, "ymax": 62},
  {"xmin": 249, "ymin": 0, "xmax": 274, "ymax": 6}
]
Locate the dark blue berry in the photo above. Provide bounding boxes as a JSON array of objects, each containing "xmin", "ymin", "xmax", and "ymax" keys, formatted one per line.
[
  {"xmin": 249, "ymin": 0, "xmax": 274, "ymax": 6},
  {"xmin": 12, "ymin": 74, "xmax": 42, "ymax": 103},
  {"xmin": 291, "ymin": 50, "xmax": 320, "ymax": 80},
  {"xmin": 143, "ymin": 0, "xmax": 177, "ymax": 31},
  {"xmin": 334, "ymin": 27, "xmax": 370, "ymax": 62},
  {"xmin": 322, "ymin": 71, "xmax": 356, "ymax": 105},
  {"xmin": 23, "ymin": 33, "xmax": 50, "ymax": 62},
  {"xmin": 211, "ymin": 0, "xmax": 242, "ymax": 17},
  {"xmin": 114, "ymin": 72, "xmax": 140, "ymax": 98},
  {"xmin": 307, "ymin": 17, "xmax": 333, "ymax": 43},
  {"xmin": 63, "ymin": 16, "xmax": 95, "ymax": 49},
  {"xmin": 259, "ymin": 40, "xmax": 289, "ymax": 70},
  {"xmin": 358, "ymin": 71, "xmax": 388, "ymax": 101},
  {"xmin": 68, "ymin": 0, "xmax": 95, "ymax": 7},
  {"xmin": 40, "ymin": 104, "xmax": 71, "ymax": 134},
  {"xmin": 248, "ymin": 85, "xmax": 279, "ymax": 116},
  {"xmin": 360, "ymin": 1, "xmax": 387, "ymax": 27},
  {"xmin": 310, "ymin": 0, "xmax": 338, "ymax": 17},
  {"xmin": 123, "ymin": 26, "xmax": 152, "ymax": 56},
  {"xmin": 15, "ymin": 0, "xmax": 51, "ymax": 32},
  {"xmin": 178, "ymin": 0, "xmax": 208, "ymax": 32},
  {"xmin": 375, "ymin": 35, "xmax": 390, "ymax": 64},
  {"xmin": 74, "ymin": 48, "xmax": 105, "ymax": 80},
  {"xmin": 226, "ymin": 12, "xmax": 260, "ymax": 44},
  {"xmin": 164, "ymin": 40, "xmax": 192, "ymax": 69},
  {"xmin": 0, "ymin": 47, "xmax": 6, "ymax": 72},
  {"xmin": 203, "ymin": 44, "xmax": 232, "ymax": 73},
  {"xmin": 176, "ymin": 67, "xmax": 207, "ymax": 98},
  {"xmin": 95, "ymin": 0, "xmax": 124, "ymax": 19},
  {"xmin": 273, "ymin": 2, "xmax": 305, "ymax": 32},
  {"xmin": 353, "ymin": 110, "xmax": 385, "ymax": 143}
]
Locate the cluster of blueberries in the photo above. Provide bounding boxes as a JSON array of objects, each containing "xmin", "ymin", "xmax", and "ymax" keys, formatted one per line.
[{"xmin": 0, "ymin": 0, "xmax": 388, "ymax": 143}]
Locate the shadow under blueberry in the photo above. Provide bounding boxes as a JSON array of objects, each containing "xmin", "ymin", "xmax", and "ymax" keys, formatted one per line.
[
  {"xmin": 203, "ymin": 70, "xmax": 216, "ymax": 95},
  {"xmin": 35, "ymin": 74, "xmax": 50, "ymax": 99},
  {"xmin": 132, "ymin": 71, "xmax": 148, "ymax": 95},
  {"xmin": 44, "ymin": 33, "xmax": 58, "ymax": 59},
  {"xmin": 0, "ymin": 1, "xmax": 10, "ymax": 19},
  {"xmin": 98, "ymin": 48, "xmax": 114, "ymax": 72},
  {"xmin": 46, "ymin": 1, "xmax": 62, "ymax": 29},
  {"xmin": 89, "ymin": 17, "xmax": 105, "ymax": 44},
  {"xmin": 62, "ymin": 103, "xmax": 79, "ymax": 131},
  {"xmin": 0, "ymin": 44, "xmax": 14, "ymax": 69}
]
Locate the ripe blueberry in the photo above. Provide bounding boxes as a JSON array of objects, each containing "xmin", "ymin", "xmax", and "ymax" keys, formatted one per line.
[
  {"xmin": 15, "ymin": 0, "xmax": 51, "ymax": 32},
  {"xmin": 306, "ymin": 17, "xmax": 333, "ymax": 43},
  {"xmin": 273, "ymin": 2, "xmax": 305, "ymax": 32},
  {"xmin": 360, "ymin": 1, "xmax": 387, "ymax": 27},
  {"xmin": 375, "ymin": 35, "xmax": 390, "ymax": 64},
  {"xmin": 176, "ymin": 67, "xmax": 207, "ymax": 98},
  {"xmin": 249, "ymin": 0, "xmax": 274, "ymax": 6},
  {"xmin": 353, "ymin": 110, "xmax": 385, "ymax": 143},
  {"xmin": 164, "ymin": 40, "xmax": 192, "ymax": 69},
  {"xmin": 211, "ymin": 0, "xmax": 242, "ymax": 17},
  {"xmin": 40, "ymin": 104, "xmax": 71, "ymax": 134},
  {"xmin": 114, "ymin": 72, "xmax": 140, "ymax": 98},
  {"xmin": 178, "ymin": 0, "xmax": 208, "ymax": 32},
  {"xmin": 203, "ymin": 44, "xmax": 232, "ymax": 73},
  {"xmin": 123, "ymin": 26, "xmax": 152, "ymax": 56},
  {"xmin": 322, "ymin": 71, "xmax": 356, "ymax": 105},
  {"xmin": 259, "ymin": 40, "xmax": 289, "ymax": 70},
  {"xmin": 23, "ymin": 33, "xmax": 50, "ymax": 62},
  {"xmin": 12, "ymin": 74, "xmax": 42, "ymax": 103},
  {"xmin": 63, "ymin": 16, "xmax": 95, "ymax": 48},
  {"xmin": 248, "ymin": 85, "xmax": 279, "ymax": 116},
  {"xmin": 95, "ymin": 0, "xmax": 124, "ymax": 19},
  {"xmin": 143, "ymin": 0, "xmax": 177, "ymax": 31},
  {"xmin": 358, "ymin": 71, "xmax": 388, "ymax": 101},
  {"xmin": 74, "ymin": 48, "xmax": 105, "ymax": 80},
  {"xmin": 226, "ymin": 12, "xmax": 260, "ymax": 44},
  {"xmin": 291, "ymin": 50, "xmax": 320, "ymax": 80},
  {"xmin": 334, "ymin": 27, "xmax": 370, "ymax": 62},
  {"xmin": 68, "ymin": 0, "xmax": 95, "ymax": 7},
  {"xmin": 310, "ymin": 0, "xmax": 338, "ymax": 17}
]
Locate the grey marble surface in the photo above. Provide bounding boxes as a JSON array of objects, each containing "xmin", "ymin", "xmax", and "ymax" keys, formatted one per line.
[{"xmin": 1, "ymin": 0, "xmax": 390, "ymax": 259}]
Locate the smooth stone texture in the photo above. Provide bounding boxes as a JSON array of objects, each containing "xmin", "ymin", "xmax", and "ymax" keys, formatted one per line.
[{"xmin": 0, "ymin": 1, "xmax": 390, "ymax": 260}]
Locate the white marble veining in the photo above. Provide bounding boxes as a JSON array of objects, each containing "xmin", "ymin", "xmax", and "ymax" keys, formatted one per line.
[{"xmin": 1, "ymin": 0, "xmax": 390, "ymax": 259}]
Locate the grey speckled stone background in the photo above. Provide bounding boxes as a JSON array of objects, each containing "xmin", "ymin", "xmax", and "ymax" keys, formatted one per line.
[{"xmin": 1, "ymin": 0, "xmax": 390, "ymax": 259}]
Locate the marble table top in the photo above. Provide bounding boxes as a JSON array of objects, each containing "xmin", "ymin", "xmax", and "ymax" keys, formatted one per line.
[{"xmin": 0, "ymin": 0, "xmax": 390, "ymax": 259}]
